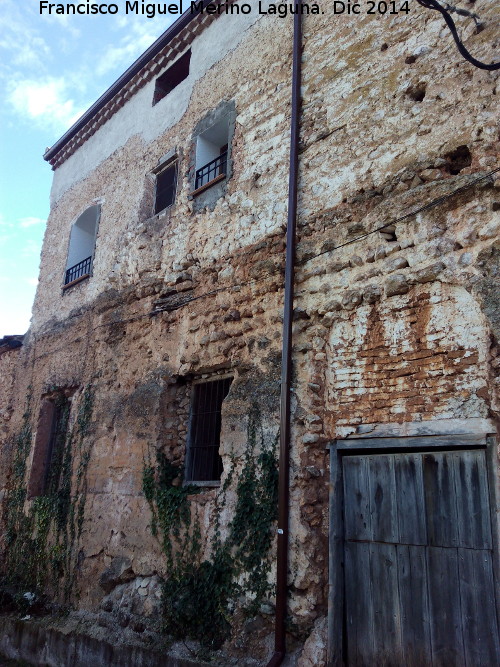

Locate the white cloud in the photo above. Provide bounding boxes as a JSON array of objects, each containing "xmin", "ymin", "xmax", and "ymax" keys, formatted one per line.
[
  {"xmin": 25, "ymin": 277, "xmax": 39, "ymax": 287},
  {"xmin": 96, "ymin": 22, "xmax": 160, "ymax": 76},
  {"xmin": 7, "ymin": 77, "xmax": 86, "ymax": 132},
  {"xmin": 0, "ymin": 34, "xmax": 50, "ymax": 69},
  {"xmin": 0, "ymin": 0, "xmax": 52, "ymax": 70},
  {"xmin": 40, "ymin": 12, "xmax": 81, "ymax": 39},
  {"xmin": 19, "ymin": 216, "xmax": 46, "ymax": 228}
]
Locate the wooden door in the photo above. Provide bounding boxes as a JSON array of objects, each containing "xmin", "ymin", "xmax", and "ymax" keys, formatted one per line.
[{"xmin": 341, "ymin": 446, "xmax": 500, "ymax": 667}]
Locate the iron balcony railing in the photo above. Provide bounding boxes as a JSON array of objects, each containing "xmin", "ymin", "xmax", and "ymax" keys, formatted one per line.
[
  {"xmin": 65, "ymin": 256, "xmax": 92, "ymax": 285},
  {"xmin": 195, "ymin": 151, "xmax": 227, "ymax": 190}
]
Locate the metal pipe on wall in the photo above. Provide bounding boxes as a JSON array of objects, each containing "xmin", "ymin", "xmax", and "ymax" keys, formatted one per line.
[{"xmin": 266, "ymin": 5, "xmax": 303, "ymax": 666}]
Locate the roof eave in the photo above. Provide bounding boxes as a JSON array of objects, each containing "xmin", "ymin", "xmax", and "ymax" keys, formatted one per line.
[{"xmin": 43, "ymin": 0, "xmax": 213, "ymax": 164}]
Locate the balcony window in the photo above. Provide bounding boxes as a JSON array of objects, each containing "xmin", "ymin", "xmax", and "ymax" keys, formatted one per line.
[
  {"xmin": 194, "ymin": 117, "xmax": 229, "ymax": 192},
  {"xmin": 64, "ymin": 205, "xmax": 99, "ymax": 288}
]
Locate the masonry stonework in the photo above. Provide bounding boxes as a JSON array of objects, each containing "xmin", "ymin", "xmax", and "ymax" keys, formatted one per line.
[{"xmin": 1, "ymin": 2, "xmax": 499, "ymax": 665}]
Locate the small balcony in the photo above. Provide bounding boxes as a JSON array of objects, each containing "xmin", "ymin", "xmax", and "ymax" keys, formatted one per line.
[
  {"xmin": 194, "ymin": 151, "xmax": 228, "ymax": 191},
  {"xmin": 64, "ymin": 256, "xmax": 92, "ymax": 287}
]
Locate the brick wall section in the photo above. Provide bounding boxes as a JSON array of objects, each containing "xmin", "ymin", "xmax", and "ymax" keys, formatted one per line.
[{"xmin": 1, "ymin": 4, "xmax": 499, "ymax": 662}]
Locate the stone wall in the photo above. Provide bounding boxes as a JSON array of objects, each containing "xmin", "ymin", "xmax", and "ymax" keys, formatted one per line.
[
  {"xmin": 0, "ymin": 342, "xmax": 23, "ymax": 498},
  {"xmin": 1, "ymin": 2, "xmax": 499, "ymax": 664}
]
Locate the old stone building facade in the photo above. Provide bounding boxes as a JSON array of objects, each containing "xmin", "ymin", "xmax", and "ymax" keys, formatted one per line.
[{"xmin": 1, "ymin": 1, "xmax": 499, "ymax": 665}]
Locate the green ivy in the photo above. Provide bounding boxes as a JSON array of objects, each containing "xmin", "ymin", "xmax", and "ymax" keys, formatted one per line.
[
  {"xmin": 143, "ymin": 403, "xmax": 278, "ymax": 649},
  {"xmin": 2, "ymin": 386, "xmax": 95, "ymax": 604}
]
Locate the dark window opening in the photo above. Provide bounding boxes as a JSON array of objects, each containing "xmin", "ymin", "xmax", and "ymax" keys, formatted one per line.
[
  {"xmin": 155, "ymin": 162, "xmax": 177, "ymax": 213},
  {"xmin": 185, "ymin": 377, "xmax": 232, "ymax": 483},
  {"xmin": 153, "ymin": 50, "xmax": 191, "ymax": 105},
  {"xmin": 28, "ymin": 395, "xmax": 70, "ymax": 499}
]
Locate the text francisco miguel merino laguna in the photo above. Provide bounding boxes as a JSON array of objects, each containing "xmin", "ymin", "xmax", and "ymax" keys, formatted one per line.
[{"xmin": 39, "ymin": 1, "xmax": 322, "ymax": 18}]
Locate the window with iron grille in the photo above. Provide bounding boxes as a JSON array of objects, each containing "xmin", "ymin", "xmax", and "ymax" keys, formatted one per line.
[
  {"xmin": 155, "ymin": 161, "xmax": 177, "ymax": 213},
  {"xmin": 153, "ymin": 50, "xmax": 191, "ymax": 105},
  {"xmin": 185, "ymin": 377, "xmax": 232, "ymax": 483},
  {"xmin": 28, "ymin": 394, "xmax": 70, "ymax": 498},
  {"xmin": 194, "ymin": 117, "xmax": 229, "ymax": 191},
  {"xmin": 64, "ymin": 204, "xmax": 99, "ymax": 287}
]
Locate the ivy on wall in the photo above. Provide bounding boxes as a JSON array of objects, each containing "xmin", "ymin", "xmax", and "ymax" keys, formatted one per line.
[
  {"xmin": 142, "ymin": 403, "xmax": 278, "ymax": 649},
  {"xmin": 2, "ymin": 386, "xmax": 94, "ymax": 604}
]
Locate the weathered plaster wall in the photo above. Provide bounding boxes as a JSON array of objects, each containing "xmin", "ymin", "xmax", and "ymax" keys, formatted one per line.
[
  {"xmin": 1, "ymin": 2, "xmax": 499, "ymax": 664},
  {"xmin": 49, "ymin": 0, "xmax": 275, "ymax": 205},
  {"xmin": 33, "ymin": 9, "xmax": 291, "ymax": 332}
]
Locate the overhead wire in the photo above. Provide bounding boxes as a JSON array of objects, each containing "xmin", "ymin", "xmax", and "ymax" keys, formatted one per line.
[
  {"xmin": 33, "ymin": 166, "xmax": 499, "ymax": 342},
  {"xmin": 299, "ymin": 166, "xmax": 500, "ymax": 264},
  {"xmin": 151, "ymin": 166, "xmax": 500, "ymax": 313},
  {"xmin": 416, "ymin": 0, "xmax": 500, "ymax": 70}
]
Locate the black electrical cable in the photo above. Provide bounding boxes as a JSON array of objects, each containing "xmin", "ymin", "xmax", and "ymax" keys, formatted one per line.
[{"xmin": 416, "ymin": 0, "xmax": 500, "ymax": 70}]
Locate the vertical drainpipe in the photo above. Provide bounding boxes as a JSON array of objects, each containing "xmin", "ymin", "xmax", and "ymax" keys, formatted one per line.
[{"xmin": 266, "ymin": 6, "xmax": 302, "ymax": 667}]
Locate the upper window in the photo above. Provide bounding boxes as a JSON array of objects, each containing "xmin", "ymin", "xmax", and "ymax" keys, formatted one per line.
[
  {"xmin": 185, "ymin": 377, "xmax": 232, "ymax": 483},
  {"xmin": 153, "ymin": 50, "xmax": 191, "ymax": 105},
  {"xmin": 194, "ymin": 116, "xmax": 229, "ymax": 192},
  {"xmin": 28, "ymin": 394, "xmax": 70, "ymax": 499},
  {"xmin": 64, "ymin": 205, "xmax": 99, "ymax": 287},
  {"xmin": 155, "ymin": 161, "xmax": 177, "ymax": 214}
]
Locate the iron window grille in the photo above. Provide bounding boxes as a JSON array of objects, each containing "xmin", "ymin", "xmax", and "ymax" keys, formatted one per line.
[
  {"xmin": 195, "ymin": 151, "xmax": 228, "ymax": 190},
  {"xmin": 64, "ymin": 255, "xmax": 92, "ymax": 285},
  {"xmin": 185, "ymin": 377, "xmax": 232, "ymax": 483},
  {"xmin": 155, "ymin": 162, "xmax": 177, "ymax": 213}
]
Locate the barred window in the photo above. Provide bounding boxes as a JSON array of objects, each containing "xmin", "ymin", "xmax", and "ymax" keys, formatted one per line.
[
  {"xmin": 155, "ymin": 161, "xmax": 177, "ymax": 213},
  {"xmin": 185, "ymin": 377, "xmax": 232, "ymax": 483}
]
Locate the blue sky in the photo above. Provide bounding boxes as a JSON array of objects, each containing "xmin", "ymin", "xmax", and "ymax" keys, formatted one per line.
[{"xmin": 0, "ymin": 0, "xmax": 180, "ymax": 336}]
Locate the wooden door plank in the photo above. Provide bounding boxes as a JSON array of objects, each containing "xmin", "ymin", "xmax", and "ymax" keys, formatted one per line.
[
  {"xmin": 341, "ymin": 445, "xmax": 499, "ymax": 667},
  {"xmin": 397, "ymin": 545, "xmax": 432, "ymax": 667},
  {"xmin": 328, "ymin": 446, "xmax": 344, "ymax": 667},
  {"xmin": 345, "ymin": 541, "xmax": 374, "ymax": 667},
  {"xmin": 459, "ymin": 547, "xmax": 500, "ymax": 666},
  {"xmin": 336, "ymin": 434, "xmax": 487, "ymax": 450},
  {"xmin": 452, "ymin": 450, "xmax": 492, "ymax": 549},
  {"xmin": 394, "ymin": 454, "xmax": 427, "ymax": 545},
  {"xmin": 424, "ymin": 453, "xmax": 459, "ymax": 547},
  {"xmin": 369, "ymin": 543, "xmax": 404, "ymax": 666},
  {"xmin": 427, "ymin": 546, "xmax": 465, "ymax": 666},
  {"xmin": 343, "ymin": 456, "xmax": 371, "ymax": 541},
  {"xmin": 367, "ymin": 455, "xmax": 399, "ymax": 544}
]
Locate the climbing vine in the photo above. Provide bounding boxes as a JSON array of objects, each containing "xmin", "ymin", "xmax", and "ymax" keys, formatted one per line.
[
  {"xmin": 1, "ymin": 386, "xmax": 95, "ymax": 605},
  {"xmin": 142, "ymin": 403, "xmax": 278, "ymax": 649}
]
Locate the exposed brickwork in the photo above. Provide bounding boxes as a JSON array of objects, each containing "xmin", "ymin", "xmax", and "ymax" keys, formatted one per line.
[{"xmin": 1, "ymin": 4, "xmax": 499, "ymax": 663}]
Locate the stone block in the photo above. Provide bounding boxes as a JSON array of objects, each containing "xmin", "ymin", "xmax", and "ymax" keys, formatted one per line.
[
  {"xmin": 414, "ymin": 261, "xmax": 445, "ymax": 283},
  {"xmin": 385, "ymin": 274, "xmax": 410, "ymax": 297},
  {"xmin": 99, "ymin": 557, "xmax": 135, "ymax": 594}
]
